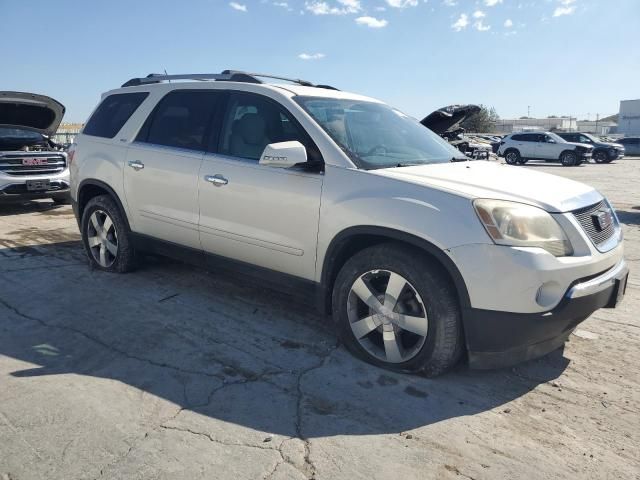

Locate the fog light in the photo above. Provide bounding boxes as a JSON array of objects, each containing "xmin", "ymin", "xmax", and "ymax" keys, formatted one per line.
[{"xmin": 535, "ymin": 281, "xmax": 563, "ymax": 308}]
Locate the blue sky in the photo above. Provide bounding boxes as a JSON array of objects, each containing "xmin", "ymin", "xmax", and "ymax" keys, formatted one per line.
[{"xmin": 2, "ymin": 0, "xmax": 638, "ymax": 123}]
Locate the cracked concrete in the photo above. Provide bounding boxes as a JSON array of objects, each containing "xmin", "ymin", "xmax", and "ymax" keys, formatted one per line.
[{"xmin": 1, "ymin": 158, "xmax": 639, "ymax": 479}]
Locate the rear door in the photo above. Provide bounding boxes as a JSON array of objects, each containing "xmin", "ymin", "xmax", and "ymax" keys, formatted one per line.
[
  {"xmin": 124, "ymin": 90, "xmax": 221, "ymax": 249},
  {"xmin": 197, "ymin": 91, "xmax": 324, "ymax": 280},
  {"xmin": 511, "ymin": 134, "xmax": 537, "ymax": 158}
]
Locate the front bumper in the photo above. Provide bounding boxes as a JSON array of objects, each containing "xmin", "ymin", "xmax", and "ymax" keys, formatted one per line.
[
  {"xmin": 465, "ymin": 259, "xmax": 629, "ymax": 369},
  {"xmin": 0, "ymin": 180, "xmax": 69, "ymax": 202},
  {"xmin": 609, "ymin": 149, "xmax": 625, "ymax": 160}
]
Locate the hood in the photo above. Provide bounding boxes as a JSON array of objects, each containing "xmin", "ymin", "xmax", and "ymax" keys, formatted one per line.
[
  {"xmin": 420, "ymin": 104, "xmax": 481, "ymax": 134},
  {"xmin": 373, "ymin": 161, "xmax": 602, "ymax": 213},
  {"xmin": 596, "ymin": 141, "xmax": 624, "ymax": 149},
  {"xmin": 566, "ymin": 142, "xmax": 593, "ymax": 151},
  {"xmin": 0, "ymin": 91, "xmax": 65, "ymax": 136}
]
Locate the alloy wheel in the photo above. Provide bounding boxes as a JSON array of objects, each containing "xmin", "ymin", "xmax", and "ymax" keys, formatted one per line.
[
  {"xmin": 347, "ymin": 269, "xmax": 429, "ymax": 364},
  {"xmin": 87, "ymin": 209, "xmax": 118, "ymax": 268}
]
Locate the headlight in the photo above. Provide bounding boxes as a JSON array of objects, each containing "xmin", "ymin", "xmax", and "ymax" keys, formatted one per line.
[{"xmin": 473, "ymin": 199, "xmax": 573, "ymax": 256}]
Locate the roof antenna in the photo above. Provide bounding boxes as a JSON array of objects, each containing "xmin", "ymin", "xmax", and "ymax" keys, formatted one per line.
[{"xmin": 164, "ymin": 69, "xmax": 170, "ymax": 83}]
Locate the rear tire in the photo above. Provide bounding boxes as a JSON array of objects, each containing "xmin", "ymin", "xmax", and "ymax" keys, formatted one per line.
[
  {"xmin": 504, "ymin": 149, "xmax": 521, "ymax": 165},
  {"xmin": 560, "ymin": 151, "xmax": 578, "ymax": 166},
  {"xmin": 81, "ymin": 195, "xmax": 137, "ymax": 273},
  {"xmin": 332, "ymin": 244, "xmax": 463, "ymax": 377}
]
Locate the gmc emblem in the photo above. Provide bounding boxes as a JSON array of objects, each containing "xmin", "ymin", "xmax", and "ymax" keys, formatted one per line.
[{"xmin": 593, "ymin": 209, "xmax": 613, "ymax": 231}]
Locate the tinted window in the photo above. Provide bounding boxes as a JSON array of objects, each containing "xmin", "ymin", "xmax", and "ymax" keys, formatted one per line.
[
  {"xmin": 512, "ymin": 134, "xmax": 537, "ymax": 142},
  {"xmin": 137, "ymin": 91, "xmax": 220, "ymax": 151},
  {"xmin": 219, "ymin": 92, "xmax": 321, "ymax": 163},
  {"xmin": 83, "ymin": 92, "xmax": 148, "ymax": 138}
]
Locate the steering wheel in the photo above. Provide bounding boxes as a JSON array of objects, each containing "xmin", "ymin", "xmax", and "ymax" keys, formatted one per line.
[{"xmin": 365, "ymin": 145, "xmax": 388, "ymax": 156}]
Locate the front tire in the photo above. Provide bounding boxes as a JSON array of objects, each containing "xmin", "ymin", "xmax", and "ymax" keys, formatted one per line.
[
  {"xmin": 332, "ymin": 244, "xmax": 463, "ymax": 377},
  {"xmin": 560, "ymin": 151, "xmax": 578, "ymax": 166},
  {"xmin": 81, "ymin": 195, "xmax": 137, "ymax": 273},
  {"xmin": 593, "ymin": 150, "xmax": 608, "ymax": 164}
]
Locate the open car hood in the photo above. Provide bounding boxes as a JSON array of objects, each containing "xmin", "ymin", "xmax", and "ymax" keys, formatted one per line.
[
  {"xmin": 420, "ymin": 104, "xmax": 481, "ymax": 134},
  {"xmin": 0, "ymin": 91, "xmax": 65, "ymax": 136}
]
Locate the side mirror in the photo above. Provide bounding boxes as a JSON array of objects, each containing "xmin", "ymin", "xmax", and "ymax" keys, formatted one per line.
[
  {"xmin": 259, "ymin": 141, "xmax": 307, "ymax": 168},
  {"xmin": 547, "ymin": 138, "xmax": 556, "ymax": 143}
]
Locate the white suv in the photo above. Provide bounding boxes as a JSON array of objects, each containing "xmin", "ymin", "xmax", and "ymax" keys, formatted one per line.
[
  {"xmin": 498, "ymin": 131, "xmax": 593, "ymax": 166},
  {"xmin": 70, "ymin": 71, "xmax": 628, "ymax": 376}
]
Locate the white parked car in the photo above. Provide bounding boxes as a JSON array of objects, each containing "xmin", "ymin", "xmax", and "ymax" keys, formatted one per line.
[
  {"xmin": 70, "ymin": 71, "xmax": 628, "ymax": 376},
  {"xmin": 0, "ymin": 92, "xmax": 70, "ymax": 204},
  {"xmin": 498, "ymin": 132, "xmax": 593, "ymax": 166}
]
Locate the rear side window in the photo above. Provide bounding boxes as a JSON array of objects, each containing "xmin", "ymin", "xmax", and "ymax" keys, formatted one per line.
[
  {"xmin": 511, "ymin": 134, "xmax": 534, "ymax": 141},
  {"xmin": 136, "ymin": 90, "xmax": 221, "ymax": 151},
  {"xmin": 83, "ymin": 92, "xmax": 148, "ymax": 138}
]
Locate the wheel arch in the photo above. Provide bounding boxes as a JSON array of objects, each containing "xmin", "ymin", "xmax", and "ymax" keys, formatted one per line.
[
  {"xmin": 77, "ymin": 179, "xmax": 131, "ymax": 231},
  {"xmin": 319, "ymin": 226, "xmax": 471, "ymax": 316}
]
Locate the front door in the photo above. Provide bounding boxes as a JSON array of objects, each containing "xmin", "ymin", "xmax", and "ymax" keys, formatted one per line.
[
  {"xmin": 124, "ymin": 90, "xmax": 221, "ymax": 249},
  {"xmin": 198, "ymin": 91, "xmax": 324, "ymax": 280}
]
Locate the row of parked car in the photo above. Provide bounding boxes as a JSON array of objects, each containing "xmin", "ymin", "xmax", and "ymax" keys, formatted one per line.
[
  {"xmin": 497, "ymin": 131, "xmax": 629, "ymax": 167},
  {"xmin": 417, "ymin": 104, "xmax": 636, "ymax": 166}
]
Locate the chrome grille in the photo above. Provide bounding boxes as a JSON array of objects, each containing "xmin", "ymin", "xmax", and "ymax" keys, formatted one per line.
[
  {"xmin": 0, "ymin": 153, "xmax": 67, "ymax": 176},
  {"xmin": 572, "ymin": 200, "xmax": 616, "ymax": 246}
]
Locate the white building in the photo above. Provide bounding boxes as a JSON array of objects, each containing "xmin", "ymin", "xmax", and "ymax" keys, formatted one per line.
[
  {"xmin": 494, "ymin": 117, "xmax": 577, "ymax": 134},
  {"xmin": 618, "ymin": 99, "xmax": 640, "ymax": 136}
]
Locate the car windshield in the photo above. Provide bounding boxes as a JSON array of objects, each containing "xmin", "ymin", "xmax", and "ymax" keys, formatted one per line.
[
  {"xmin": 294, "ymin": 96, "xmax": 466, "ymax": 170},
  {"xmin": 0, "ymin": 127, "xmax": 43, "ymax": 141}
]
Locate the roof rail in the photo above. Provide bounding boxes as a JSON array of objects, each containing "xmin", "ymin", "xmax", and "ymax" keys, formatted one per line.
[{"xmin": 121, "ymin": 70, "xmax": 339, "ymax": 90}]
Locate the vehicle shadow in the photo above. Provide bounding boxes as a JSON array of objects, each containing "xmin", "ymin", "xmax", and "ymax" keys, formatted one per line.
[
  {"xmin": 0, "ymin": 199, "xmax": 64, "ymax": 217},
  {"xmin": 617, "ymin": 208, "xmax": 640, "ymax": 227},
  {"xmin": 0, "ymin": 241, "xmax": 570, "ymax": 439}
]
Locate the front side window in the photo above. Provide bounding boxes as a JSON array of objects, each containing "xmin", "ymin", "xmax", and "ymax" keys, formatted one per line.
[
  {"xmin": 137, "ymin": 90, "xmax": 221, "ymax": 151},
  {"xmin": 218, "ymin": 92, "xmax": 321, "ymax": 162},
  {"xmin": 83, "ymin": 92, "xmax": 148, "ymax": 138},
  {"xmin": 294, "ymin": 96, "xmax": 465, "ymax": 170},
  {"xmin": 546, "ymin": 132, "xmax": 567, "ymax": 143}
]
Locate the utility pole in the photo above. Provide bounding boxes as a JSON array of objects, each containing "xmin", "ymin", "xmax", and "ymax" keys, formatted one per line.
[
  {"xmin": 527, "ymin": 105, "xmax": 531, "ymax": 118},
  {"xmin": 595, "ymin": 113, "xmax": 599, "ymax": 134}
]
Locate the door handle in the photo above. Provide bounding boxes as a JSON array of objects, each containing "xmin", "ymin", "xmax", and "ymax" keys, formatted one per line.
[
  {"xmin": 128, "ymin": 160, "xmax": 144, "ymax": 171},
  {"xmin": 204, "ymin": 174, "xmax": 228, "ymax": 187}
]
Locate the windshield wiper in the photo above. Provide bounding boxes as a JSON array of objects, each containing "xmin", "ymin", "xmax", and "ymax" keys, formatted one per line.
[{"xmin": 450, "ymin": 157, "xmax": 468, "ymax": 162}]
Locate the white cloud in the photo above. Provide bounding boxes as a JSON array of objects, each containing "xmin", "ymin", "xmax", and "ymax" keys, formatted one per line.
[
  {"xmin": 474, "ymin": 19, "xmax": 491, "ymax": 31},
  {"xmin": 355, "ymin": 15, "xmax": 389, "ymax": 27},
  {"xmin": 451, "ymin": 13, "xmax": 468, "ymax": 31},
  {"xmin": 553, "ymin": 0, "xmax": 576, "ymax": 17},
  {"xmin": 386, "ymin": 0, "xmax": 418, "ymax": 8},
  {"xmin": 484, "ymin": 0, "xmax": 503, "ymax": 6},
  {"xmin": 305, "ymin": 0, "xmax": 361, "ymax": 15},
  {"xmin": 472, "ymin": 10, "xmax": 485, "ymax": 18},
  {"xmin": 553, "ymin": 5, "xmax": 575, "ymax": 16},
  {"xmin": 504, "ymin": 18, "xmax": 513, "ymax": 27},
  {"xmin": 443, "ymin": 0, "xmax": 457, "ymax": 6},
  {"xmin": 298, "ymin": 53, "xmax": 326, "ymax": 60},
  {"xmin": 273, "ymin": 1, "xmax": 289, "ymax": 7},
  {"xmin": 229, "ymin": 2, "xmax": 247, "ymax": 12},
  {"xmin": 374, "ymin": 6, "xmax": 387, "ymax": 11}
]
